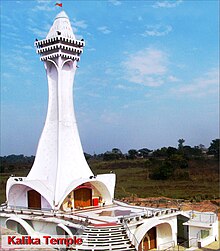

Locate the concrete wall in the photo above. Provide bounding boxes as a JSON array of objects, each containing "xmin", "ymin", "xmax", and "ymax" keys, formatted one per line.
[{"xmin": 157, "ymin": 223, "xmax": 173, "ymax": 250}]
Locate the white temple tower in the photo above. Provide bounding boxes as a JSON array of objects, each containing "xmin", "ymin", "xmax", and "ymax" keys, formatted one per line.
[{"xmin": 6, "ymin": 11, "xmax": 116, "ymax": 211}]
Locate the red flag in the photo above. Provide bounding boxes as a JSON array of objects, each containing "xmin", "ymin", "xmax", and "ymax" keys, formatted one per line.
[{"xmin": 55, "ymin": 3, "xmax": 62, "ymax": 7}]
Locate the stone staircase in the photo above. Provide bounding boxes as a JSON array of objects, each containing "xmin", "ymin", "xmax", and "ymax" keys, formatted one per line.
[{"xmin": 73, "ymin": 224, "xmax": 137, "ymax": 251}]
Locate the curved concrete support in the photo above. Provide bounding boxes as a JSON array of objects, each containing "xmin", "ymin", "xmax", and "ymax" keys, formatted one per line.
[{"xmin": 6, "ymin": 217, "xmax": 36, "ymax": 235}]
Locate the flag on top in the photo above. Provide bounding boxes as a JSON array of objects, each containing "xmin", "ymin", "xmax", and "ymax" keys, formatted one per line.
[{"xmin": 55, "ymin": 3, "xmax": 62, "ymax": 7}]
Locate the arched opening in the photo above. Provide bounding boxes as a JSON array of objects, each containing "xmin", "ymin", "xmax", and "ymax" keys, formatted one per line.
[
  {"xmin": 138, "ymin": 222, "xmax": 173, "ymax": 251},
  {"xmin": 6, "ymin": 218, "xmax": 35, "ymax": 235},
  {"xmin": 74, "ymin": 186, "xmax": 92, "ymax": 209},
  {"xmin": 6, "ymin": 220, "xmax": 28, "ymax": 235},
  {"xmin": 141, "ymin": 227, "xmax": 157, "ymax": 250},
  {"xmin": 60, "ymin": 180, "xmax": 113, "ymax": 211},
  {"xmin": 28, "ymin": 190, "xmax": 41, "ymax": 209}
]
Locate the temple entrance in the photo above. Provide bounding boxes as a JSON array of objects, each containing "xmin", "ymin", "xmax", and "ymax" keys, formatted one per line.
[
  {"xmin": 141, "ymin": 227, "xmax": 157, "ymax": 250},
  {"xmin": 74, "ymin": 187, "xmax": 92, "ymax": 208},
  {"xmin": 27, "ymin": 190, "xmax": 41, "ymax": 209}
]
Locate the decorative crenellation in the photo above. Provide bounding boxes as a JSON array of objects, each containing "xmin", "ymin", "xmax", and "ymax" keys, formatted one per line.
[
  {"xmin": 40, "ymin": 52, "xmax": 80, "ymax": 61},
  {"xmin": 34, "ymin": 36, "xmax": 85, "ymax": 47},
  {"xmin": 35, "ymin": 36, "xmax": 85, "ymax": 61},
  {"xmin": 37, "ymin": 44, "xmax": 83, "ymax": 54}
]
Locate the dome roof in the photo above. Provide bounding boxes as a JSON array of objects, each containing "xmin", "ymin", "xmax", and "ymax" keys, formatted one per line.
[{"xmin": 46, "ymin": 11, "xmax": 76, "ymax": 40}]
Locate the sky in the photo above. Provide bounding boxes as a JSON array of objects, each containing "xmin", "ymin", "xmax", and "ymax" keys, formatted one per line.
[{"xmin": 0, "ymin": 0, "xmax": 219, "ymax": 156}]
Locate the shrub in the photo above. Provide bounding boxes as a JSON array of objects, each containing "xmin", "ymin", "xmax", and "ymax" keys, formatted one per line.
[{"xmin": 150, "ymin": 161, "xmax": 174, "ymax": 180}]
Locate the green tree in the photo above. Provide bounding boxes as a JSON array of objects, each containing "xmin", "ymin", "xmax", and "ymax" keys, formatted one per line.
[
  {"xmin": 112, "ymin": 148, "xmax": 123, "ymax": 158},
  {"xmin": 178, "ymin": 139, "xmax": 185, "ymax": 150},
  {"xmin": 128, "ymin": 149, "xmax": 138, "ymax": 159},
  {"xmin": 167, "ymin": 147, "xmax": 178, "ymax": 157},
  {"xmin": 103, "ymin": 148, "xmax": 123, "ymax": 161},
  {"xmin": 208, "ymin": 139, "xmax": 219, "ymax": 159},
  {"xmin": 183, "ymin": 146, "xmax": 203, "ymax": 158},
  {"xmin": 138, "ymin": 148, "xmax": 152, "ymax": 158},
  {"xmin": 168, "ymin": 154, "xmax": 188, "ymax": 169},
  {"xmin": 152, "ymin": 147, "xmax": 168, "ymax": 157}
]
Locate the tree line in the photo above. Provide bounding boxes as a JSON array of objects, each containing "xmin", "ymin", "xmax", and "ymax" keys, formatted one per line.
[
  {"xmin": 0, "ymin": 139, "xmax": 219, "ymax": 180},
  {"xmin": 85, "ymin": 138, "xmax": 219, "ymax": 161}
]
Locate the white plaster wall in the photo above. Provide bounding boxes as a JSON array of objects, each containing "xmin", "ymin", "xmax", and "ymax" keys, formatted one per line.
[
  {"xmin": 27, "ymin": 60, "xmax": 59, "ymax": 189},
  {"xmin": 8, "ymin": 185, "xmax": 28, "ymax": 208},
  {"xmin": 198, "ymin": 236, "xmax": 216, "ymax": 247},
  {"xmin": 41, "ymin": 196, "xmax": 51, "ymax": 209},
  {"xmin": 157, "ymin": 223, "xmax": 173, "ymax": 250},
  {"xmin": 55, "ymin": 59, "xmax": 94, "ymax": 205},
  {"xmin": 212, "ymin": 220, "xmax": 219, "ymax": 241},
  {"xmin": 189, "ymin": 226, "xmax": 201, "ymax": 247},
  {"xmin": 96, "ymin": 174, "xmax": 116, "ymax": 200},
  {"xmin": 32, "ymin": 221, "xmax": 58, "ymax": 235}
]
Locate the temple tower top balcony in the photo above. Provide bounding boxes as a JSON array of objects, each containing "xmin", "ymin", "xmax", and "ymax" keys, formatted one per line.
[{"xmin": 34, "ymin": 11, "xmax": 85, "ymax": 62}]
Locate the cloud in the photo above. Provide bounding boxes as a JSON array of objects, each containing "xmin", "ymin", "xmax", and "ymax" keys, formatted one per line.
[
  {"xmin": 28, "ymin": 27, "xmax": 48, "ymax": 38},
  {"xmin": 87, "ymin": 48, "xmax": 96, "ymax": 52},
  {"xmin": 72, "ymin": 20, "xmax": 88, "ymax": 29},
  {"xmin": 153, "ymin": 0, "xmax": 183, "ymax": 8},
  {"xmin": 1, "ymin": 22, "xmax": 18, "ymax": 31},
  {"xmin": 100, "ymin": 111, "xmax": 120, "ymax": 125},
  {"xmin": 86, "ymin": 92, "xmax": 101, "ymax": 98},
  {"xmin": 109, "ymin": 0, "xmax": 122, "ymax": 6},
  {"xmin": 28, "ymin": 22, "xmax": 51, "ymax": 38},
  {"xmin": 1, "ymin": 32, "xmax": 22, "ymax": 43},
  {"xmin": 172, "ymin": 68, "xmax": 219, "ymax": 97},
  {"xmin": 122, "ymin": 48, "xmax": 168, "ymax": 87},
  {"xmin": 3, "ymin": 47, "xmax": 34, "ymax": 74},
  {"xmin": 32, "ymin": 0, "xmax": 55, "ymax": 12},
  {"xmin": 167, "ymin": 75, "xmax": 180, "ymax": 82},
  {"xmin": 22, "ymin": 45, "xmax": 34, "ymax": 50},
  {"xmin": 116, "ymin": 84, "xmax": 134, "ymax": 91},
  {"xmin": 2, "ymin": 72, "xmax": 11, "ymax": 79},
  {"xmin": 97, "ymin": 26, "xmax": 111, "ymax": 34},
  {"xmin": 142, "ymin": 24, "xmax": 172, "ymax": 37}
]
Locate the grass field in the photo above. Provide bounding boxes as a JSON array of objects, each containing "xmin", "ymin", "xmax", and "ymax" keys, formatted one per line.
[
  {"xmin": 0, "ymin": 158, "xmax": 219, "ymax": 204},
  {"xmin": 90, "ymin": 159, "xmax": 219, "ymax": 200}
]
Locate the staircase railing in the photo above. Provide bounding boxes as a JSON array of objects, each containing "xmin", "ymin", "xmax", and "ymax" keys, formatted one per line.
[
  {"xmin": 122, "ymin": 218, "xmax": 139, "ymax": 251},
  {"xmin": 177, "ymin": 237, "xmax": 198, "ymax": 249}
]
